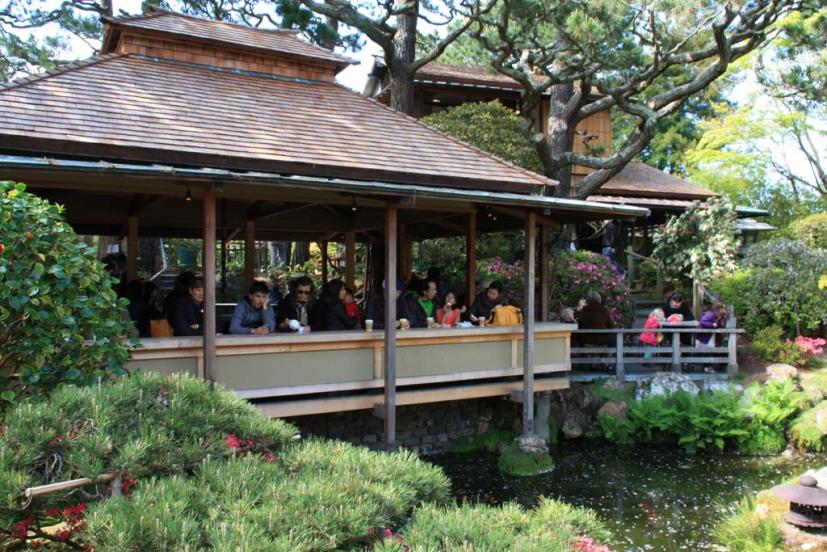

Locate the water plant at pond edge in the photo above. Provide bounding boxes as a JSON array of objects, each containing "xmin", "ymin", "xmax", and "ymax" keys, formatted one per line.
[
  {"xmin": 373, "ymin": 499, "xmax": 611, "ymax": 552},
  {"xmin": 712, "ymin": 496, "xmax": 785, "ymax": 552},
  {"xmin": 596, "ymin": 380, "xmax": 814, "ymax": 454},
  {"xmin": 497, "ymin": 444, "xmax": 555, "ymax": 477}
]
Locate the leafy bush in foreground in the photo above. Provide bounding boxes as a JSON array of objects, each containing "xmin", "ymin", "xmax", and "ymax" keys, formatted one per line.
[
  {"xmin": 712, "ymin": 497, "xmax": 784, "ymax": 552},
  {"xmin": 374, "ymin": 499, "xmax": 611, "ymax": 552},
  {"xmin": 0, "ymin": 181, "xmax": 132, "ymax": 404},
  {"xmin": 751, "ymin": 326, "xmax": 808, "ymax": 366}
]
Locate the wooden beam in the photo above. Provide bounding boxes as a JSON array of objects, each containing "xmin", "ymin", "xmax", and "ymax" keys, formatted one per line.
[
  {"xmin": 384, "ymin": 202, "xmax": 398, "ymax": 451},
  {"xmin": 126, "ymin": 215, "xmax": 138, "ymax": 281},
  {"xmin": 244, "ymin": 220, "xmax": 256, "ymax": 288},
  {"xmin": 320, "ymin": 241, "xmax": 329, "ymax": 285},
  {"xmin": 345, "ymin": 231, "xmax": 356, "ymax": 290},
  {"xmin": 522, "ymin": 211, "xmax": 537, "ymax": 437},
  {"xmin": 466, "ymin": 210, "xmax": 477, "ymax": 303},
  {"xmin": 540, "ymin": 225, "xmax": 549, "ymax": 322},
  {"xmin": 203, "ymin": 187, "xmax": 217, "ymax": 382},
  {"xmin": 492, "ymin": 206, "xmax": 560, "ymax": 229}
]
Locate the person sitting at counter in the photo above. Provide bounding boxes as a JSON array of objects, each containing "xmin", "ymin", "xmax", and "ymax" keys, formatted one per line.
[
  {"xmin": 171, "ymin": 278, "xmax": 205, "ymax": 336},
  {"xmin": 403, "ymin": 277, "xmax": 438, "ymax": 328},
  {"xmin": 229, "ymin": 281, "xmax": 276, "ymax": 335},
  {"xmin": 437, "ymin": 291, "xmax": 465, "ymax": 327},
  {"xmin": 466, "ymin": 281, "xmax": 504, "ymax": 325},
  {"xmin": 578, "ymin": 291, "xmax": 615, "ymax": 346},
  {"xmin": 316, "ymin": 279, "xmax": 358, "ymax": 331},
  {"xmin": 278, "ymin": 276, "xmax": 314, "ymax": 333},
  {"xmin": 364, "ymin": 280, "xmax": 406, "ymax": 329}
]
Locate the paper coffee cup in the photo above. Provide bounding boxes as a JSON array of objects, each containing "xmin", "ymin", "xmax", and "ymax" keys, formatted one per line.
[
  {"xmin": 399, "ymin": 318, "xmax": 409, "ymax": 330},
  {"xmin": 479, "ymin": 317, "xmax": 487, "ymax": 327},
  {"xmin": 365, "ymin": 319, "xmax": 374, "ymax": 332},
  {"xmin": 426, "ymin": 317, "xmax": 435, "ymax": 328}
]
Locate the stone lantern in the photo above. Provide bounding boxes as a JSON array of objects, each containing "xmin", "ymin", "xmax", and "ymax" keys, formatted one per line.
[{"xmin": 771, "ymin": 475, "xmax": 827, "ymax": 528}]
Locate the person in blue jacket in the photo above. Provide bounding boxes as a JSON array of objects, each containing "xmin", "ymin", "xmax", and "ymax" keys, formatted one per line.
[{"xmin": 229, "ymin": 281, "xmax": 276, "ymax": 335}]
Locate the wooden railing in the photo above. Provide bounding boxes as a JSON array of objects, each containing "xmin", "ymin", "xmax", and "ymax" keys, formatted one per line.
[
  {"xmin": 570, "ymin": 326, "xmax": 743, "ymax": 381},
  {"xmin": 625, "ymin": 246, "xmax": 663, "ymax": 296}
]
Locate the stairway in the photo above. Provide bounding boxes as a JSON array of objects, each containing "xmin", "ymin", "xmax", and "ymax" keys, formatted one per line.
[{"xmin": 630, "ymin": 293, "xmax": 662, "ymax": 329}]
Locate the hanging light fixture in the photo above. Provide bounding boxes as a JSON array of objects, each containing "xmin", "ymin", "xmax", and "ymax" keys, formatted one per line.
[
  {"xmin": 185, "ymin": 186, "xmax": 192, "ymax": 201},
  {"xmin": 351, "ymin": 195, "xmax": 358, "ymax": 213}
]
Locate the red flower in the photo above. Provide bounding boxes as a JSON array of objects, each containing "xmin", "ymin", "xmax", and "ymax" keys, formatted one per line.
[
  {"xmin": 44, "ymin": 507, "xmax": 60, "ymax": 517},
  {"xmin": 224, "ymin": 434, "xmax": 242, "ymax": 448},
  {"xmin": 262, "ymin": 453, "xmax": 276, "ymax": 463},
  {"xmin": 12, "ymin": 516, "xmax": 33, "ymax": 539}
]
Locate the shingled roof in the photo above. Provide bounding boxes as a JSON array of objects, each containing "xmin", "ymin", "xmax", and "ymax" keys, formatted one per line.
[
  {"xmin": 0, "ymin": 54, "xmax": 554, "ymax": 193},
  {"xmin": 594, "ymin": 161, "xmax": 717, "ymax": 200},
  {"xmin": 102, "ymin": 7, "xmax": 353, "ymax": 71}
]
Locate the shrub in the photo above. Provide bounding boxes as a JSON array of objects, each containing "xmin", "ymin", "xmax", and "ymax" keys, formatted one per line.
[
  {"xmin": 653, "ymin": 197, "xmax": 741, "ymax": 284},
  {"xmin": 0, "ymin": 182, "xmax": 133, "ymax": 404},
  {"xmin": 712, "ymin": 497, "xmax": 784, "ymax": 552},
  {"xmin": 421, "ymin": 101, "xmax": 543, "ymax": 173},
  {"xmin": 789, "ymin": 212, "xmax": 827, "ymax": 249},
  {"xmin": 478, "ymin": 256, "xmax": 525, "ymax": 307},
  {"xmin": 752, "ymin": 326, "xmax": 808, "ymax": 366},
  {"xmin": 549, "ymin": 250, "xmax": 634, "ymax": 327},
  {"xmin": 497, "ymin": 444, "xmax": 554, "ymax": 476},
  {"xmin": 738, "ymin": 380, "xmax": 807, "ymax": 455},
  {"xmin": 374, "ymin": 498, "xmax": 611, "ymax": 552},
  {"xmin": 734, "ymin": 239, "xmax": 827, "ymax": 337}
]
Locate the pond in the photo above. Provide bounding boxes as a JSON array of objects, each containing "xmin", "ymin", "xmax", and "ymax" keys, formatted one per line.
[{"xmin": 429, "ymin": 443, "xmax": 826, "ymax": 551}]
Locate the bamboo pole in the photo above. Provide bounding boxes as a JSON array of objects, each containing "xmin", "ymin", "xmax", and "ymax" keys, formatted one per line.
[{"xmin": 24, "ymin": 474, "xmax": 116, "ymax": 499}]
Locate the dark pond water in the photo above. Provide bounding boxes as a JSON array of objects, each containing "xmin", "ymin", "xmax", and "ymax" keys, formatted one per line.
[{"xmin": 429, "ymin": 443, "xmax": 826, "ymax": 551}]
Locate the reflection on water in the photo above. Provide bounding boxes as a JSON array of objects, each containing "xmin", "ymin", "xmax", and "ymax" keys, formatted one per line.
[{"xmin": 429, "ymin": 443, "xmax": 826, "ymax": 551}]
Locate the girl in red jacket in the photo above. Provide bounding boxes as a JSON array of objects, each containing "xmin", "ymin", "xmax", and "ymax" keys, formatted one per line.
[{"xmin": 640, "ymin": 308, "xmax": 665, "ymax": 358}]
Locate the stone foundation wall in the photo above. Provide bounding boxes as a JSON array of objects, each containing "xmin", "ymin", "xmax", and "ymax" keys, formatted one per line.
[{"xmin": 286, "ymin": 397, "xmax": 523, "ymax": 455}]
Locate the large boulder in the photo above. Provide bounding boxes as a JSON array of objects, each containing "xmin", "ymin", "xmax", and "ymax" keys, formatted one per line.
[
  {"xmin": 766, "ymin": 363, "xmax": 798, "ymax": 382},
  {"xmin": 597, "ymin": 400, "xmax": 629, "ymax": 420},
  {"xmin": 701, "ymin": 381, "xmax": 744, "ymax": 394},
  {"xmin": 635, "ymin": 372, "xmax": 699, "ymax": 401},
  {"xmin": 562, "ymin": 418, "xmax": 584, "ymax": 440}
]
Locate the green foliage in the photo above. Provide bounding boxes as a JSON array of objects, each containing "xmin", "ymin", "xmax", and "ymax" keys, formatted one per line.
[
  {"xmin": 596, "ymin": 382, "xmax": 807, "ymax": 455},
  {"xmin": 421, "ymin": 101, "xmax": 542, "ymax": 173},
  {"xmin": 712, "ymin": 497, "xmax": 784, "ymax": 552},
  {"xmin": 0, "ymin": 181, "xmax": 133, "ymax": 403},
  {"xmin": 375, "ymin": 498, "xmax": 611, "ymax": 552},
  {"xmin": 751, "ymin": 326, "xmax": 807, "ymax": 366},
  {"xmin": 549, "ymin": 250, "xmax": 634, "ymax": 327},
  {"xmin": 789, "ymin": 401, "xmax": 827, "ymax": 452},
  {"xmin": 86, "ymin": 441, "xmax": 449, "ymax": 551},
  {"xmin": 789, "ymin": 212, "xmax": 827, "ymax": 249},
  {"xmin": 652, "ymin": 197, "xmax": 740, "ymax": 284},
  {"xmin": 590, "ymin": 381, "xmax": 635, "ymax": 404},
  {"xmin": 452, "ymin": 426, "xmax": 517, "ymax": 454},
  {"xmin": 497, "ymin": 445, "xmax": 554, "ymax": 477}
]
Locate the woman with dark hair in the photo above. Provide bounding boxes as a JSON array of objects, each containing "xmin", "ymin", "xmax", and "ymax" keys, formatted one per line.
[{"xmin": 316, "ymin": 279, "xmax": 358, "ymax": 331}]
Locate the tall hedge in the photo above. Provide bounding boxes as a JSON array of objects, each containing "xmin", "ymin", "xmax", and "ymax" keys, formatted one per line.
[{"xmin": 0, "ymin": 182, "xmax": 132, "ymax": 404}]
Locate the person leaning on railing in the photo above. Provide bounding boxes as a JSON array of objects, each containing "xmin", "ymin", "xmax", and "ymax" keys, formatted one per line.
[
  {"xmin": 315, "ymin": 279, "xmax": 358, "ymax": 331},
  {"xmin": 277, "ymin": 276, "xmax": 314, "ymax": 333},
  {"xmin": 577, "ymin": 291, "xmax": 615, "ymax": 346},
  {"xmin": 229, "ymin": 281, "xmax": 276, "ymax": 335},
  {"xmin": 465, "ymin": 281, "xmax": 504, "ymax": 326}
]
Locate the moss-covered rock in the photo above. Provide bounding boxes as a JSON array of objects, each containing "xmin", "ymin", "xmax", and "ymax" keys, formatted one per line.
[
  {"xmin": 497, "ymin": 444, "xmax": 554, "ymax": 476},
  {"xmin": 790, "ymin": 400, "xmax": 827, "ymax": 452},
  {"xmin": 452, "ymin": 425, "xmax": 517, "ymax": 454}
]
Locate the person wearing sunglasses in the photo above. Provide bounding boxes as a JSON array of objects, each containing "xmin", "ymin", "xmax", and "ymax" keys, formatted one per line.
[{"xmin": 277, "ymin": 276, "xmax": 315, "ymax": 333}]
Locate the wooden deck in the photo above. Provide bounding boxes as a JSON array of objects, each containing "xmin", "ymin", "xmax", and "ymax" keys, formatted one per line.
[{"xmin": 127, "ymin": 323, "xmax": 573, "ymax": 417}]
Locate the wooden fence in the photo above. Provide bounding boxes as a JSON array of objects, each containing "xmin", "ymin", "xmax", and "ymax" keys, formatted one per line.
[{"xmin": 570, "ymin": 326, "xmax": 743, "ymax": 381}]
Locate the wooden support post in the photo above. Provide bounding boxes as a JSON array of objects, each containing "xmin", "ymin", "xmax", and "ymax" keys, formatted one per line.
[
  {"xmin": 540, "ymin": 225, "xmax": 549, "ymax": 322},
  {"xmin": 244, "ymin": 220, "xmax": 255, "ymax": 287},
  {"xmin": 203, "ymin": 188, "xmax": 217, "ymax": 383},
  {"xmin": 627, "ymin": 246, "xmax": 635, "ymax": 289},
  {"xmin": 383, "ymin": 203, "xmax": 398, "ymax": 451},
  {"xmin": 616, "ymin": 332, "xmax": 625, "ymax": 381},
  {"xmin": 345, "ymin": 231, "xmax": 356, "ymax": 290},
  {"xmin": 727, "ymin": 312, "xmax": 738, "ymax": 376},
  {"xmin": 522, "ymin": 211, "xmax": 537, "ymax": 438},
  {"xmin": 126, "ymin": 215, "xmax": 138, "ymax": 281},
  {"xmin": 320, "ymin": 241, "xmax": 329, "ymax": 285},
  {"xmin": 692, "ymin": 280, "xmax": 703, "ymax": 320},
  {"xmin": 466, "ymin": 210, "xmax": 477, "ymax": 302},
  {"xmin": 398, "ymin": 224, "xmax": 407, "ymax": 281},
  {"xmin": 671, "ymin": 331, "xmax": 681, "ymax": 374}
]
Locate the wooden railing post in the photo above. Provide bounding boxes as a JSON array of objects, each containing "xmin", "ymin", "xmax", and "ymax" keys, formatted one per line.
[
  {"xmin": 615, "ymin": 332, "xmax": 625, "ymax": 380},
  {"xmin": 727, "ymin": 315, "xmax": 738, "ymax": 376},
  {"xmin": 626, "ymin": 246, "xmax": 635, "ymax": 289},
  {"xmin": 671, "ymin": 330, "xmax": 681, "ymax": 373}
]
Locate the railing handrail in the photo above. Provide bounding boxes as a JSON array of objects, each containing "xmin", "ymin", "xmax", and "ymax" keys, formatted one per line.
[
  {"xmin": 625, "ymin": 246, "xmax": 659, "ymax": 265},
  {"xmin": 571, "ymin": 327, "xmax": 743, "ymax": 334}
]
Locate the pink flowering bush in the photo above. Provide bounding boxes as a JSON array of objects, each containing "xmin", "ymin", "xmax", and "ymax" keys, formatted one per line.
[
  {"xmin": 478, "ymin": 256, "xmax": 525, "ymax": 306},
  {"xmin": 795, "ymin": 336, "xmax": 826, "ymax": 356},
  {"xmin": 574, "ymin": 535, "xmax": 613, "ymax": 552},
  {"xmin": 550, "ymin": 250, "xmax": 634, "ymax": 327}
]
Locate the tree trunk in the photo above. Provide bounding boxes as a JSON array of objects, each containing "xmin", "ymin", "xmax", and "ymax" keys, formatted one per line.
[
  {"xmin": 389, "ymin": 0, "xmax": 418, "ymax": 115},
  {"xmin": 546, "ymin": 83, "xmax": 577, "ymax": 198}
]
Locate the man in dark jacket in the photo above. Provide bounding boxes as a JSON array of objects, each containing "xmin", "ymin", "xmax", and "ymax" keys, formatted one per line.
[
  {"xmin": 229, "ymin": 281, "xmax": 276, "ymax": 335},
  {"xmin": 171, "ymin": 278, "xmax": 205, "ymax": 336},
  {"xmin": 466, "ymin": 281, "xmax": 504, "ymax": 325},
  {"xmin": 578, "ymin": 291, "xmax": 615, "ymax": 346},
  {"xmin": 277, "ymin": 276, "xmax": 315, "ymax": 332},
  {"xmin": 403, "ymin": 277, "xmax": 438, "ymax": 328},
  {"xmin": 364, "ymin": 280, "xmax": 407, "ymax": 329}
]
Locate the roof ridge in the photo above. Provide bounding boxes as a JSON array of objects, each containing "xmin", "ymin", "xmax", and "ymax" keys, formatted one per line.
[
  {"xmin": 0, "ymin": 54, "xmax": 123, "ymax": 93},
  {"xmin": 333, "ymin": 83, "xmax": 556, "ymax": 189}
]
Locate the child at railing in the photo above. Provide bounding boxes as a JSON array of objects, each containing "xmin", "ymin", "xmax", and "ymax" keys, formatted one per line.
[
  {"xmin": 437, "ymin": 291, "xmax": 466, "ymax": 327},
  {"xmin": 640, "ymin": 308, "xmax": 665, "ymax": 359}
]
